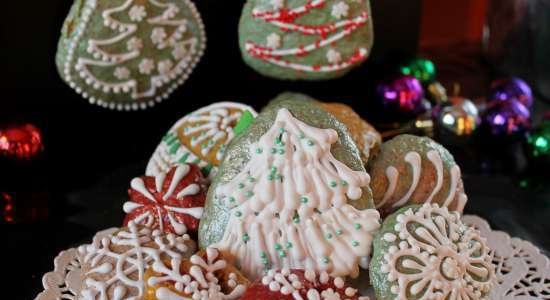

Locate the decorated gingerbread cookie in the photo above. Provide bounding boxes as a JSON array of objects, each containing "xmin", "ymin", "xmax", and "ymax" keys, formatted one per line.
[
  {"xmin": 239, "ymin": 0, "xmax": 373, "ymax": 80},
  {"xmin": 199, "ymin": 93, "xmax": 380, "ymax": 280},
  {"xmin": 241, "ymin": 269, "xmax": 370, "ymax": 300},
  {"xmin": 369, "ymin": 204, "xmax": 495, "ymax": 300},
  {"xmin": 367, "ymin": 134, "xmax": 468, "ymax": 216},
  {"xmin": 146, "ymin": 102, "xmax": 257, "ymax": 178},
  {"xmin": 56, "ymin": 0, "xmax": 206, "ymax": 110},
  {"xmin": 77, "ymin": 223, "xmax": 196, "ymax": 300},
  {"xmin": 123, "ymin": 163, "xmax": 207, "ymax": 237},
  {"xmin": 144, "ymin": 247, "xmax": 249, "ymax": 300}
]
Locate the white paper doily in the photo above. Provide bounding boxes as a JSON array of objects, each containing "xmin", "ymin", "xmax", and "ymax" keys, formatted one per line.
[{"xmin": 35, "ymin": 217, "xmax": 550, "ymax": 300}]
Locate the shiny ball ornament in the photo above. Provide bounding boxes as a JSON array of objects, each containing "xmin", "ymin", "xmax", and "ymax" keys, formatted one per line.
[
  {"xmin": 426, "ymin": 81, "xmax": 448, "ymax": 104},
  {"xmin": 0, "ymin": 123, "xmax": 43, "ymax": 160},
  {"xmin": 376, "ymin": 75, "xmax": 426, "ymax": 118},
  {"xmin": 482, "ymin": 100, "xmax": 531, "ymax": 136},
  {"xmin": 525, "ymin": 120, "xmax": 550, "ymax": 162},
  {"xmin": 433, "ymin": 97, "xmax": 480, "ymax": 136},
  {"xmin": 400, "ymin": 57, "xmax": 436, "ymax": 84},
  {"xmin": 489, "ymin": 77, "xmax": 533, "ymax": 108}
]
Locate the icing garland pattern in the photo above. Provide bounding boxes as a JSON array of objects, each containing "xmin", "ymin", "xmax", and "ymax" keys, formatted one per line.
[
  {"xmin": 213, "ymin": 108, "xmax": 380, "ymax": 279},
  {"xmin": 147, "ymin": 247, "xmax": 247, "ymax": 300},
  {"xmin": 146, "ymin": 102, "xmax": 257, "ymax": 178},
  {"xmin": 380, "ymin": 204, "xmax": 495, "ymax": 300},
  {"xmin": 61, "ymin": 0, "xmax": 206, "ymax": 110},
  {"xmin": 246, "ymin": 0, "xmax": 369, "ymax": 73},
  {"xmin": 123, "ymin": 164, "xmax": 205, "ymax": 236},
  {"xmin": 78, "ymin": 223, "xmax": 195, "ymax": 300},
  {"xmin": 377, "ymin": 150, "xmax": 468, "ymax": 212}
]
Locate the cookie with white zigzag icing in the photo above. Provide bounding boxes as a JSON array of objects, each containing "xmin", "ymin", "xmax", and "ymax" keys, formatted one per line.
[{"xmin": 56, "ymin": 0, "xmax": 205, "ymax": 110}]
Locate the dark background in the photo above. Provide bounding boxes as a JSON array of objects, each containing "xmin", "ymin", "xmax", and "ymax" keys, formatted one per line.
[{"xmin": 1, "ymin": 0, "xmax": 549, "ymax": 299}]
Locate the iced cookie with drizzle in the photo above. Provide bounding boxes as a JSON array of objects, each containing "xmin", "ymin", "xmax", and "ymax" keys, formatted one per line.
[
  {"xmin": 56, "ymin": 0, "xmax": 206, "ymax": 110},
  {"xmin": 369, "ymin": 204, "xmax": 495, "ymax": 300},
  {"xmin": 239, "ymin": 0, "xmax": 373, "ymax": 80},
  {"xmin": 78, "ymin": 223, "xmax": 196, "ymax": 300},
  {"xmin": 199, "ymin": 93, "xmax": 380, "ymax": 280},
  {"xmin": 146, "ymin": 102, "xmax": 257, "ymax": 178},
  {"xmin": 241, "ymin": 269, "xmax": 370, "ymax": 300},
  {"xmin": 367, "ymin": 134, "xmax": 467, "ymax": 216},
  {"xmin": 144, "ymin": 247, "xmax": 249, "ymax": 300},
  {"xmin": 123, "ymin": 163, "xmax": 207, "ymax": 237}
]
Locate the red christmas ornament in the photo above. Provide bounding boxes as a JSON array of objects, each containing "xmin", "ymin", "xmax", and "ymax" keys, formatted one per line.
[
  {"xmin": 122, "ymin": 163, "xmax": 207, "ymax": 236},
  {"xmin": 0, "ymin": 123, "xmax": 43, "ymax": 159}
]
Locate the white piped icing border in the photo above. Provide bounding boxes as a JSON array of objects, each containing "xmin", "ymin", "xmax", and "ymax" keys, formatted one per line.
[{"xmin": 61, "ymin": 0, "xmax": 206, "ymax": 111}]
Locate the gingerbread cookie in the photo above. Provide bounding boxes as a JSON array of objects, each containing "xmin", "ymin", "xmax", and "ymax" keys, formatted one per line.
[
  {"xmin": 144, "ymin": 247, "xmax": 249, "ymax": 300},
  {"xmin": 56, "ymin": 0, "xmax": 206, "ymax": 110},
  {"xmin": 199, "ymin": 94, "xmax": 380, "ymax": 279},
  {"xmin": 123, "ymin": 163, "xmax": 207, "ymax": 237},
  {"xmin": 367, "ymin": 134, "xmax": 467, "ymax": 216},
  {"xmin": 146, "ymin": 102, "xmax": 257, "ymax": 178},
  {"xmin": 369, "ymin": 204, "xmax": 495, "ymax": 300},
  {"xmin": 241, "ymin": 269, "xmax": 370, "ymax": 300},
  {"xmin": 78, "ymin": 223, "xmax": 196, "ymax": 300},
  {"xmin": 319, "ymin": 102, "xmax": 381, "ymax": 165},
  {"xmin": 239, "ymin": 0, "xmax": 373, "ymax": 80}
]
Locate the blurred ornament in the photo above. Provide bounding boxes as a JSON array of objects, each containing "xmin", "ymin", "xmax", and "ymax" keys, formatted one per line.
[
  {"xmin": 0, "ymin": 123, "xmax": 43, "ymax": 160},
  {"xmin": 425, "ymin": 81, "xmax": 448, "ymax": 104},
  {"xmin": 525, "ymin": 119, "xmax": 550, "ymax": 162},
  {"xmin": 0, "ymin": 191, "xmax": 48, "ymax": 224},
  {"xmin": 400, "ymin": 57, "xmax": 436, "ymax": 84},
  {"xmin": 482, "ymin": 100, "xmax": 530, "ymax": 136},
  {"xmin": 488, "ymin": 77, "xmax": 533, "ymax": 108},
  {"xmin": 379, "ymin": 114, "xmax": 434, "ymax": 140},
  {"xmin": 376, "ymin": 75, "xmax": 426, "ymax": 118},
  {"xmin": 433, "ymin": 96, "xmax": 480, "ymax": 136}
]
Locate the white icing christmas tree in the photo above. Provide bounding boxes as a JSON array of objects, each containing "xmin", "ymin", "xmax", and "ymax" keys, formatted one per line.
[{"xmin": 214, "ymin": 108, "xmax": 380, "ymax": 279}]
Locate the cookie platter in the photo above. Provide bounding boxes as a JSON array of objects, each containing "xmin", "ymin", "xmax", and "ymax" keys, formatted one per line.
[{"xmin": 34, "ymin": 94, "xmax": 550, "ymax": 300}]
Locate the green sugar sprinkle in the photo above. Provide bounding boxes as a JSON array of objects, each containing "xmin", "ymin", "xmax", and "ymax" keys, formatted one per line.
[
  {"xmin": 352, "ymin": 241, "xmax": 359, "ymax": 247},
  {"xmin": 275, "ymin": 174, "xmax": 282, "ymax": 180},
  {"xmin": 326, "ymin": 233, "xmax": 333, "ymax": 239},
  {"xmin": 270, "ymin": 166, "xmax": 277, "ymax": 173},
  {"xmin": 329, "ymin": 181, "xmax": 337, "ymax": 188},
  {"xmin": 256, "ymin": 148, "xmax": 263, "ymax": 154},
  {"xmin": 229, "ymin": 196, "xmax": 236, "ymax": 203},
  {"xmin": 245, "ymin": 191, "xmax": 254, "ymax": 198},
  {"xmin": 279, "ymin": 128, "xmax": 285, "ymax": 134},
  {"xmin": 299, "ymin": 132, "xmax": 305, "ymax": 139},
  {"xmin": 278, "ymin": 149, "xmax": 285, "ymax": 155},
  {"xmin": 322, "ymin": 256, "xmax": 330, "ymax": 264},
  {"xmin": 300, "ymin": 196, "xmax": 308, "ymax": 204},
  {"xmin": 260, "ymin": 252, "xmax": 267, "ymax": 258},
  {"xmin": 242, "ymin": 234, "xmax": 250, "ymax": 242},
  {"xmin": 235, "ymin": 211, "xmax": 242, "ymax": 217},
  {"xmin": 341, "ymin": 180, "xmax": 348, "ymax": 186},
  {"xmin": 278, "ymin": 250, "xmax": 286, "ymax": 258},
  {"xmin": 248, "ymin": 176, "xmax": 255, "ymax": 183},
  {"xmin": 268, "ymin": 174, "xmax": 275, "ymax": 181},
  {"xmin": 271, "ymin": 148, "xmax": 277, "ymax": 154},
  {"xmin": 275, "ymin": 244, "xmax": 282, "ymax": 250},
  {"xmin": 307, "ymin": 140, "xmax": 315, "ymax": 146},
  {"xmin": 335, "ymin": 229, "xmax": 343, "ymax": 235},
  {"xmin": 285, "ymin": 242, "xmax": 293, "ymax": 249},
  {"xmin": 354, "ymin": 223, "xmax": 362, "ymax": 230},
  {"xmin": 238, "ymin": 183, "xmax": 245, "ymax": 189}
]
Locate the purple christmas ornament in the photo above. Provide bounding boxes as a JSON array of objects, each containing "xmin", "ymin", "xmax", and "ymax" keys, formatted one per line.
[
  {"xmin": 377, "ymin": 75, "xmax": 425, "ymax": 117},
  {"xmin": 489, "ymin": 77, "xmax": 533, "ymax": 108},
  {"xmin": 482, "ymin": 100, "xmax": 531, "ymax": 136}
]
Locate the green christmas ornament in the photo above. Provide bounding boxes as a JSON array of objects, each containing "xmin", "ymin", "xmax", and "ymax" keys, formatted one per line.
[
  {"xmin": 526, "ymin": 120, "xmax": 550, "ymax": 162},
  {"xmin": 400, "ymin": 57, "xmax": 436, "ymax": 84}
]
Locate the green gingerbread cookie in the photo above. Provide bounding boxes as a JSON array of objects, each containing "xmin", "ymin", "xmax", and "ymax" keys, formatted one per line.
[
  {"xmin": 199, "ymin": 92, "xmax": 380, "ymax": 280},
  {"xmin": 239, "ymin": 0, "xmax": 374, "ymax": 80},
  {"xmin": 56, "ymin": 0, "xmax": 206, "ymax": 110}
]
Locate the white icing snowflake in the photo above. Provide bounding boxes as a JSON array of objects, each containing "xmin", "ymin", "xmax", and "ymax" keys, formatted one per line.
[
  {"xmin": 139, "ymin": 58, "xmax": 155, "ymax": 75},
  {"xmin": 380, "ymin": 204, "xmax": 494, "ymax": 300},
  {"xmin": 331, "ymin": 2, "xmax": 350, "ymax": 19},
  {"xmin": 151, "ymin": 27, "xmax": 167, "ymax": 45},
  {"xmin": 127, "ymin": 37, "xmax": 143, "ymax": 51},
  {"xmin": 326, "ymin": 49, "xmax": 342, "ymax": 64},
  {"xmin": 128, "ymin": 5, "xmax": 147, "ymax": 22},
  {"xmin": 266, "ymin": 33, "xmax": 282, "ymax": 49},
  {"xmin": 270, "ymin": 0, "xmax": 285, "ymax": 10},
  {"xmin": 172, "ymin": 43, "xmax": 188, "ymax": 60},
  {"xmin": 158, "ymin": 59, "xmax": 174, "ymax": 76},
  {"xmin": 114, "ymin": 67, "xmax": 130, "ymax": 80}
]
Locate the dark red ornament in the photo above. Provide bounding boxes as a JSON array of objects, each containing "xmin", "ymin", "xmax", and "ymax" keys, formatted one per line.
[
  {"xmin": 0, "ymin": 123, "xmax": 43, "ymax": 160},
  {"xmin": 122, "ymin": 163, "xmax": 207, "ymax": 237}
]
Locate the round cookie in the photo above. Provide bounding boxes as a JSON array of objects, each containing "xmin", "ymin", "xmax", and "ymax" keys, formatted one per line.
[
  {"xmin": 78, "ymin": 223, "xmax": 196, "ymax": 300},
  {"xmin": 146, "ymin": 102, "xmax": 257, "ymax": 178},
  {"xmin": 144, "ymin": 247, "xmax": 249, "ymax": 300},
  {"xmin": 239, "ymin": 0, "xmax": 373, "ymax": 80},
  {"xmin": 123, "ymin": 163, "xmax": 207, "ymax": 237},
  {"xmin": 241, "ymin": 269, "xmax": 370, "ymax": 300},
  {"xmin": 369, "ymin": 204, "xmax": 495, "ymax": 300},
  {"xmin": 367, "ymin": 134, "xmax": 467, "ymax": 216},
  {"xmin": 319, "ymin": 102, "xmax": 381, "ymax": 165},
  {"xmin": 56, "ymin": 0, "xmax": 206, "ymax": 110}
]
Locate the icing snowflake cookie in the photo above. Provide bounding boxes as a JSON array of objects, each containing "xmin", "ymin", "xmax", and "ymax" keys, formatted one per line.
[
  {"xmin": 146, "ymin": 102, "xmax": 257, "ymax": 178},
  {"xmin": 240, "ymin": 269, "xmax": 370, "ymax": 300},
  {"xmin": 319, "ymin": 102, "xmax": 381, "ymax": 165},
  {"xmin": 367, "ymin": 134, "xmax": 468, "ymax": 216},
  {"xmin": 144, "ymin": 247, "xmax": 250, "ymax": 299},
  {"xmin": 56, "ymin": 0, "xmax": 206, "ymax": 110},
  {"xmin": 199, "ymin": 94, "xmax": 380, "ymax": 279},
  {"xmin": 239, "ymin": 0, "xmax": 373, "ymax": 80},
  {"xmin": 77, "ymin": 223, "xmax": 196, "ymax": 300},
  {"xmin": 123, "ymin": 163, "xmax": 206, "ymax": 237},
  {"xmin": 369, "ymin": 204, "xmax": 495, "ymax": 300}
]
